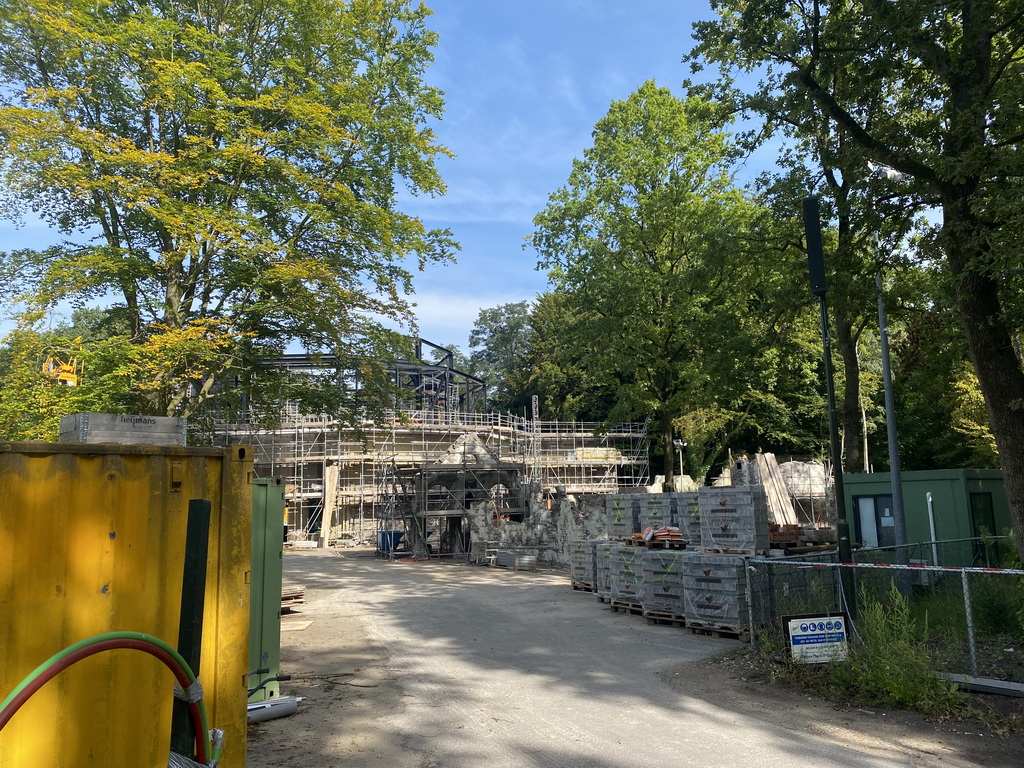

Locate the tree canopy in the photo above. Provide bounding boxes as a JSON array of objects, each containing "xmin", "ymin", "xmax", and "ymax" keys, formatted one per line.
[
  {"xmin": 0, "ymin": 0, "xmax": 454, "ymax": 429},
  {"xmin": 692, "ymin": 0, "xmax": 1024, "ymax": 554},
  {"xmin": 530, "ymin": 82, "xmax": 817, "ymax": 484}
]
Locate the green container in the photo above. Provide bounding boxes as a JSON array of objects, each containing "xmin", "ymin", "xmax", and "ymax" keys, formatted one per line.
[{"xmin": 249, "ymin": 478, "xmax": 286, "ymax": 702}]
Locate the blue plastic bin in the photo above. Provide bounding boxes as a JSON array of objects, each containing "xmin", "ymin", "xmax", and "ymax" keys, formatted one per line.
[{"xmin": 377, "ymin": 530, "xmax": 404, "ymax": 552}]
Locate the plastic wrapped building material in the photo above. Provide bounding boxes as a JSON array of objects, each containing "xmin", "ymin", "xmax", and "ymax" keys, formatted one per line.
[
  {"xmin": 637, "ymin": 495, "xmax": 676, "ymax": 530},
  {"xmin": 605, "ymin": 495, "xmax": 640, "ymax": 540},
  {"xmin": 698, "ymin": 486, "xmax": 770, "ymax": 554},
  {"xmin": 681, "ymin": 551, "xmax": 749, "ymax": 631},
  {"xmin": 570, "ymin": 539, "xmax": 597, "ymax": 585},
  {"xmin": 595, "ymin": 542, "xmax": 613, "ymax": 598},
  {"xmin": 609, "ymin": 544, "xmax": 644, "ymax": 601},
  {"xmin": 640, "ymin": 549, "xmax": 686, "ymax": 616}
]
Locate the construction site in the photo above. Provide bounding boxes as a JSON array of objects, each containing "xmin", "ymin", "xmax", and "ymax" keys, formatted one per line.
[{"xmin": 219, "ymin": 340, "xmax": 651, "ymax": 558}]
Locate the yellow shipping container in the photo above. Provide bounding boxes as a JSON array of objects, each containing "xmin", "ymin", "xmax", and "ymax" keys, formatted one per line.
[{"xmin": 0, "ymin": 442, "xmax": 252, "ymax": 768}]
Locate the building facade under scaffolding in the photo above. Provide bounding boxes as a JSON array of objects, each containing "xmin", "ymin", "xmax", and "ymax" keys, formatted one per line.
[{"xmin": 219, "ymin": 341, "xmax": 649, "ymax": 553}]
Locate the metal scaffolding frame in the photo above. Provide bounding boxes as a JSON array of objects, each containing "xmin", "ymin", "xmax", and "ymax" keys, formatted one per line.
[{"xmin": 218, "ymin": 341, "xmax": 649, "ymax": 545}]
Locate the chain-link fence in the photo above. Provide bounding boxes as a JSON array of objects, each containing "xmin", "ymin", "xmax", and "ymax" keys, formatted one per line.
[{"xmin": 746, "ymin": 554, "xmax": 1024, "ymax": 683}]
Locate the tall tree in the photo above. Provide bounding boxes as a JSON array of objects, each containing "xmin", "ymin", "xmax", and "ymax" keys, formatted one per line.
[
  {"xmin": 692, "ymin": 1, "xmax": 1024, "ymax": 555},
  {"xmin": 0, "ymin": 0, "xmax": 455, "ymax": 422},
  {"xmin": 467, "ymin": 301, "xmax": 533, "ymax": 411},
  {"xmin": 530, "ymin": 82, "xmax": 796, "ymax": 486}
]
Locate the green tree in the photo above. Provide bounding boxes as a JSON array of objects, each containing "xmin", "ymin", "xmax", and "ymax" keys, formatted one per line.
[
  {"xmin": 530, "ymin": 82, "xmax": 799, "ymax": 485},
  {"xmin": 467, "ymin": 301, "xmax": 533, "ymax": 411},
  {"xmin": 0, "ymin": 0, "xmax": 455, "ymax": 424},
  {"xmin": 692, "ymin": 1, "xmax": 1024, "ymax": 556}
]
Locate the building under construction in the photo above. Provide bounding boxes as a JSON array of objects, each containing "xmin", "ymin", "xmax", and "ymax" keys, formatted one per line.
[{"xmin": 220, "ymin": 340, "xmax": 649, "ymax": 554}]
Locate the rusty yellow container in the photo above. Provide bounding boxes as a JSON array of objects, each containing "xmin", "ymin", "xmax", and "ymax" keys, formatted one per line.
[{"xmin": 0, "ymin": 442, "xmax": 252, "ymax": 768}]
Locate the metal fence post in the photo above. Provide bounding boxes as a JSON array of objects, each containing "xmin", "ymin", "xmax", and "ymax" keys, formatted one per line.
[{"xmin": 961, "ymin": 569, "xmax": 979, "ymax": 678}]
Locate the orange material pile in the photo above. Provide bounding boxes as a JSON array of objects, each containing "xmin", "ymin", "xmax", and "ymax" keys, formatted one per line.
[{"xmin": 635, "ymin": 526, "xmax": 685, "ymax": 543}]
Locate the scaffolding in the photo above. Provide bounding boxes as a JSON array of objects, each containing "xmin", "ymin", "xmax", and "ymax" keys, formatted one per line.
[{"xmin": 218, "ymin": 341, "xmax": 649, "ymax": 545}]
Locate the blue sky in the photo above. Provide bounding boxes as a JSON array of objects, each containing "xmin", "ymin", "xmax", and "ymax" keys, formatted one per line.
[
  {"xmin": 0, "ymin": 2, "xmax": 729, "ymax": 350},
  {"xmin": 402, "ymin": 1, "xmax": 720, "ymax": 351}
]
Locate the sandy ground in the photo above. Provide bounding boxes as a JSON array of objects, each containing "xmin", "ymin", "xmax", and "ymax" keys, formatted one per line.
[{"xmin": 246, "ymin": 548, "xmax": 1024, "ymax": 767}]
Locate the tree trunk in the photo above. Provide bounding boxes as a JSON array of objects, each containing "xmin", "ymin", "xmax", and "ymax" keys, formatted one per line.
[
  {"xmin": 661, "ymin": 410, "xmax": 675, "ymax": 492},
  {"xmin": 944, "ymin": 204, "xmax": 1024, "ymax": 558},
  {"xmin": 834, "ymin": 307, "xmax": 865, "ymax": 473}
]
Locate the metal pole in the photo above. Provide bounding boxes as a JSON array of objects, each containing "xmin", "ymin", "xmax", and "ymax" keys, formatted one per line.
[
  {"xmin": 961, "ymin": 569, "xmax": 979, "ymax": 678},
  {"xmin": 805, "ymin": 196, "xmax": 854, "ymax": 617},
  {"xmin": 875, "ymin": 248, "xmax": 908, "ymax": 566}
]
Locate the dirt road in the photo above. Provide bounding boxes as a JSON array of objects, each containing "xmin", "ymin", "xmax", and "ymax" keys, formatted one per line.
[{"xmin": 247, "ymin": 548, "xmax": 1023, "ymax": 767}]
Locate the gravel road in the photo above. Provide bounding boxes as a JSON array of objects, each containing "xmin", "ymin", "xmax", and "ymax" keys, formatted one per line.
[{"xmin": 246, "ymin": 548, "xmax": 1023, "ymax": 767}]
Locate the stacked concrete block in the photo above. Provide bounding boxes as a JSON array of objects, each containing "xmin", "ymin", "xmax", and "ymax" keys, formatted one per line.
[
  {"xmin": 640, "ymin": 549, "xmax": 686, "ymax": 617},
  {"xmin": 595, "ymin": 542, "xmax": 614, "ymax": 599},
  {"xmin": 570, "ymin": 539, "xmax": 597, "ymax": 586},
  {"xmin": 681, "ymin": 552, "xmax": 749, "ymax": 631},
  {"xmin": 676, "ymin": 492, "xmax": 701, "ymax": 544},
  {"xmin": 697, "ymin": 486, "xmax": 770, "ymax": 554},
  {"xmin": 608, "ymin": 543, "xmax": 644, "ymax": 602},
  {"xmin": 637, "ymin": 494, "xmax": 675, "ymax": 531},
  {"xmin": 605, "ymin": 494, "xmax": 640, "ymax": 540}
]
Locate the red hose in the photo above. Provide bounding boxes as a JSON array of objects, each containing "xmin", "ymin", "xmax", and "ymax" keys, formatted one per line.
[{"xmin": 0, "ymin": 639, "xmax": 207, "ymax": 764}]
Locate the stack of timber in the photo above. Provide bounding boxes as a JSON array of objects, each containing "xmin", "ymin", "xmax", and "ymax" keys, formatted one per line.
[
  {"xmin": 605, "ymin": 494, "xmax": 640, "ymax": 540},
  {"xmin": 608, "ymin": 543, "xmax": 644, "ymax": 613},
  {"xmin": 570, "ymin": 539, "xmax": 597, "ymax": 591},
  {"xmin": 281, "ymin": 584, "xmax": 306, "ymax": 613},
  {"xmin": 681, "ymin": 552, "xmax": 749, "ymax": 637},
  {"xmin": 697, "ymin": 485, "xmax": 770, "ymax": 555},
  {"xmin": 755, "ymin": 453, "xmax": 799, "ymax": 525},
  {"xmin": 640, "ymin": 549, "xmax": 686, "ymax": 624}
]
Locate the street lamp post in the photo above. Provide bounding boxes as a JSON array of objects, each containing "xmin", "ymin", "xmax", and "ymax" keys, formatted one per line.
[
  {"xmin": 672, "ymin": 439, "xmax": 687, "ymax": 488},
  {"xmin": 803, "ymin": 197, "xmax": 854, "ymax": 572},
  {"xmin": 874, "ymin": 237, "xmax": 910, "ymax": 581}
]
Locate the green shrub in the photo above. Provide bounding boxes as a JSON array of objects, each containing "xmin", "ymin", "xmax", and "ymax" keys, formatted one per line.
[{"xmin": 830, "ymin": 582, "xmax": 963, "ymax": 717}]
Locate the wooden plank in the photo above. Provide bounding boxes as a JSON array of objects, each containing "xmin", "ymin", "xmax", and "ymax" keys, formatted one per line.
[{"xmin": 757, "ymin": 453, "xmax": 798, "ymax": 526}]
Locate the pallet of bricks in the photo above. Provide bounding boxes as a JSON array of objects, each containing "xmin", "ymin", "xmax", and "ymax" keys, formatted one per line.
[
  {"xmin": 631, "ymin": 494, "xmax": 685, "ymax": 548},
  {"xmin": 680, "ymin": 552, "xmax": 748, "ymax": 639},
  {"xmin": 677, "ymin": 492, "xmax": 701, "ymax": 544},
  {"xmin": 697, "ymin": 485, "xmax": 770, "ymax": 555},
  {"xmin": 683, "ymin": 484, "xmax": 769, "ymax": 638},
  {"xmin": 594, "ymin": 541, "xmax": 614, "ymax": 603},
  {"xmin": 608, "ymin": 542, "xmax": 645, "ymax": 615},
  {"xmin": 570, "ymin": 539, "xmax": 598, "ymax": 592},
  {"xmin": 639, "ymin": 548, "xmax": 686, "ymax": 626}
]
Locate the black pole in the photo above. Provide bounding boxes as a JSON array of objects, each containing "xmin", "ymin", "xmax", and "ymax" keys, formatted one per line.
[
  {"xmin": 803, "ymin": 198, "xmax": 855, "ymax": 614},
  {"xmin": 170, "ymin": 499, "xmax": 212, "ymax": 758}
]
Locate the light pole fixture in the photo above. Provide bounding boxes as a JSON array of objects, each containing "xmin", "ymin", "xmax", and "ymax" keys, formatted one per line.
[
  {"xmin": 803, "ymin": 196, "xmax": 854, "ymax": 569},
  {"xmin": 672, "ymin": 439, "xmax": 686, "ymax": 484},
  {"xmin": 874, "ymin": 234, "xmax": 909, "ymax": 568}
]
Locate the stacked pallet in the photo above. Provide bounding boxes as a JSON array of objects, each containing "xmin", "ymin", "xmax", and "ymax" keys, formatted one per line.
[
  {"xmin": 281, "ymin": 584, "xmax": 306, "ymax": 613},
  {"xmin": 681, "ymin": 552, "xmax": 748, "ymax": 633},
  {"xmin": 570, "ymin": 539, "xmax": 597, "ymax": 589},
  {"xmin": 697, "ymin": 486, "xmax": 770, "ymax": 555},
  {"xmin": 640, "ymin": 549, "xmax": 686, "ymax": 621},
  {"xmin": 677, "ymin": 492, "xmax": 701, "ymax": 544},
  {"xmin": 605, "ymin": 494, "xmax": 640, "ymax": 540},
  {"xmin": 637, "ymin": 494, "xmax": 675, "ymax": 530},
  {"xmin": 595, "ymin": 541, "xmax": 614, "ymax": 600},
  {"xmin": 608, "ymin": 543, "xmax": 644, "ymax": 606}
]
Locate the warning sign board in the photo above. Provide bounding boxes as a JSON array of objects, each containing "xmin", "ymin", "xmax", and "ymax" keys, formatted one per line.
[{"xmin": 784, "ymin": 613, "xmax": 849, "ymax": 663}]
